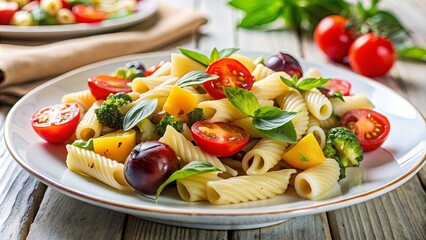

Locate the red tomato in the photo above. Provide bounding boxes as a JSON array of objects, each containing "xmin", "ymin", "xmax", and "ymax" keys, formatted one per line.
[
  {"xmin": 145, "ymin": 61, "xmax": 166, "ymax": 76},
  {"xmin": 191, "ymin": 121, "xmax": 250, "ymax": 157},
  {"xmin": 0, "ymin": 1, "xmax": 18, "ymax": 25},
  {"xmin": 88, "ymin": 75, "xmax": 132, "ymax": 100},
  {"xmin": 31, "ymin": 103, "xmax": 81, "ymax": 144},
  {"xmin": 349, "ymin": 33, "xmax": 396, "ymax": 77},
  {"xmin": 340, "ymin": 109, "xmax": 390, "ymax": 152},
  {"xmin": 320, "ymin": 78, "xmax": 352, "ymax": 96},
  {"xmin": 314, "ymin": 15, "xmax": 353, "ymax": 62},
  {"xmin": 204, "ymin": 58, "xmax": 254, "ymax": 99},
  {"xmin": 61, "ymin": 0, "xmax": 72, "ymax": 9},
  {"xmin": 72, "ymin": 4, "xmax": 106, "ymax": 23}
]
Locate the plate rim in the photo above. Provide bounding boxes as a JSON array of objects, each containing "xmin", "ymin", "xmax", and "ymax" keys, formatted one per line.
[{"xmin": 4, "ymin": 51, "xmax": 426, "ymax": 218}]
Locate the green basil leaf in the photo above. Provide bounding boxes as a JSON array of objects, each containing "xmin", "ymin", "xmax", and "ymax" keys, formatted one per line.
[
  {"xmin": 253, "ymin": 107, "xmax": 297, "ymax": 130},
  {"xmin": 397, "ymin": 46, "xmax": 426, "ymax": 62},
  {"xmin": 328, "ymin": 91, "xmax": 345, "ymax": 102},
  {"xmin": 156, "ymin": 161, "xmax": 223, "ymax": 199},
  {"xmin": 218, "ymin": 48, "xmax": 240, "ymax": 58},
  {"xmin": 296, "ymin": 78, "xmax": 330, "ymax": 91},
  {"xmin": 31, "ymin": 7, "xmax": 57, "ymax": 25},
  {"xmin": 123, "ymin": 99, "xmax": 158, "ymax": 131},
  {"xmin": 280, "ymin": 76, "xmax": 296, "ymax": 88},
  {"xmin": 187, "ymin": 108, "xmax": 206, "ymax": 128},
  {"xmin": 72, "ymin": 139, "xmax": 94, "ymax": 150},
  {"xmin": 257, "ymin": 121, "xmax": 297, "ymax": 143},
  {"xmin": 224, "ymin": 87, "xmax": 259, "ymax": 117},
  {"xmin": 210, "ymin": 48, "xmax": 220, "ymax": 62},
  {"xmin": 178, "ymin": 47, "xmax": 211, "ymax": 66},
  {"xmin": 176, "ymin": 71, "xmax": 219, "ymax": 87}
]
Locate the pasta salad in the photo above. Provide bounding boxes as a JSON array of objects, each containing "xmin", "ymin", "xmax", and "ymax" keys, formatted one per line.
[
  {"xmin": 0, "ymin": 0, "xmax": 138, "ymax": 26},
  {"xmin": 30, "ymin": 48, "xmax": 391, "ymax": 205}
]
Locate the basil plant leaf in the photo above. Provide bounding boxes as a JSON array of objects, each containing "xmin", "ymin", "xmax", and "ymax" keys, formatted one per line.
[
  {"xmin": 328, "ymin": 91, "xmax": 345, "ymax": 102},
  {"xmin": 224, "ymin": 87, "xmax": 259, "ymax": 117},
  {"xmin": 397, "ymin": 46, "xmax": 426, "ymax": 62},
  {"xmin": 257, "ymin": 121, "xmax": 297, "ymax": 143},
  {"xmin": 218, "ymin": 48, "xmax": 240, "ymax": 58},
  {"xmin": 253, "ymin": 107, "xmax": 297, "ymax": 130},
  {"xmin": 178, "ymin": 47, "xmax": 211, "ymax": 66},
  {"xmin": 123, "ymin": 99, "xmax": 158, "ymax": 131},
  {"xmin": 72, "ymin": 139, "xmax": 94, "ymax": 150},
  {"xmin": 156, "ymin": 161, "xmax": 223, "ymax": 199},
  {"xmin": 176, "ymin": 71, "xmax": 219, "ymax": 87}
]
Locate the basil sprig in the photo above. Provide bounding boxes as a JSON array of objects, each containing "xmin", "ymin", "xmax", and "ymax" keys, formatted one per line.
[
  {"xmin": 281, "ymin": 75, "xmax": 330, "ymax": 92},
  {"xmin": 224, "ymin": 87, "xmax": 297, "ymax": 143},
  {"xmin": 397, "ymin": 46, "xmax": 426, "ymax": 62},
  {"xmin": 176, "ymin": 71, "xmax": 219, "ymax": 87},
  {"xmin": 178, "ymin": 47, "xmax": 240, "ymax": 67},
  {"xmin": 155, "ymin": 161, "xmax": 223, "ymax": 199},
  {"xmin": 123, "ymin": 99, "xmax": 158, "ymax": 131}
]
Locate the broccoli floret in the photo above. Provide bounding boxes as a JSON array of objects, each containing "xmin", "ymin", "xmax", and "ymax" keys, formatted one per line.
[
  {"xmin": 136, "ymin": 118, "xmax": 159, "ymax": 141},
  {"xmin": 155, "ymin": 112, "xmax": 183, "ymax": 136},
  {"xmin": 323, "ymin": 127, "xmax": 364, "ymax": 180},
  {"xmin": 95, "ymin": 92, "xmax": 132, "ymax": 129}
]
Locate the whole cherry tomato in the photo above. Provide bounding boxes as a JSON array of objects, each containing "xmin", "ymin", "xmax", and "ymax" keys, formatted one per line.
[
  {"xmin": 88, "ymin": 75, "xmax": 132, "ymax": 100},
  {"xmin": 31, "ymin": 103, "xmax": 81, "ymax": 144},
  {"xmin": 191, "ymin": 121, "xmax": 250, "ymax": 157},
  {"xmin": 340, "ymin": 109, "xmax": 390, "ymax": 152},
  {"xmin": 204, "ymin": 58, "xmax": 254, "ymax": 99},
  {"xmin": 72, "ymin": 4, "xmax": 106, "ymax": 23},
  {"xmin": 314, "ymin": 15, "xmax": 354, "ymax": 62},
  {"xmin": 349, "ymin": 33, "xmax": 396, "ymax": 77}
]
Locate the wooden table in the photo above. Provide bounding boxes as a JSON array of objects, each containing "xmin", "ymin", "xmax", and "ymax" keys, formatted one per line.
[{"xmin": 1, "ymin": 0, "xmax": 425, "ymax": 239}]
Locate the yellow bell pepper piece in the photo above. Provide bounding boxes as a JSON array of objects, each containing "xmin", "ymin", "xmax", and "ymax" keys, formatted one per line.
[
  {"xmin": 93, "ymin": 129, "xmax": 136, "ymax": 163},
  {"xmin": 282, "ymin": 133, "xmax": 326, "ymax": 169},
  {"xmin": 163, "ymin": 86, "xmax": 198, "ymax": 122}
]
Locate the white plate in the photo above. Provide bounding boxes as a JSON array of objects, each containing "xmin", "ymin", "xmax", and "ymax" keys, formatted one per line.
[
  {"xmin": 0, "ymin": 0, "xmax": 158, "ymax": 39},
  {"xmin": 5, "ymin": 52, "xmax": 426, "ymax": 230}
]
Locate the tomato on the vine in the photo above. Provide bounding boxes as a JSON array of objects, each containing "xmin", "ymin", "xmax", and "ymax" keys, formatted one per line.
[
  {"xmin": 204, "ymin": 58, "xmax": 254, "ymax": 99},
  {"xmin": 340, "ymin": 109, "xmax": 390, "ymax": 152},
  {"xmin": 88, "ymin": 75, "xmax": 132, "ymax": 100},
  {"xmin": 320, "ymin": 78, "xmax": 352, "ymax": 96},
  {"xmin": 349, "ymin": 33, "xmax": 396, "ymax": 77},
  {"xmin": 314, "ymin": 15, "xmax": 354, "ymax": 62},
  {"xmin": 31, "ymin": 103, "xmax": 81, "ymax": 144},
  {"xmin": 72, "ymin": 4, "xmax": 106, "ymax": 23},
  {"xmin": 191, "ymin": 121, "xmax": 250, "ymax": 157}
]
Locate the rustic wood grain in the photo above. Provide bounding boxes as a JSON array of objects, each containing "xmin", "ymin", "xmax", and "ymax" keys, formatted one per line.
[
  {"xmin": 0, "ymin": 107, "xmax": 47, "ymax": 240},
  {"xmin": 124, "ymin": 216, "xmax": 227, "ymax": 240},
  {"xmin": 26, "ymin": 188, "xmax": 126, "ymax": 240}
]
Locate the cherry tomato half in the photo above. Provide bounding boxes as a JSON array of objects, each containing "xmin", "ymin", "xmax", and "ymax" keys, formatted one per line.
[
  {"xmin": 191, "ymin": 121, "xmax": 250, "ymax": 157},
  {"xmin": 145, "ymin": 61, "xmax": 166, "ymax": 76},
  {"xmin": 88, "ymin": 75, "xmax": 132, "ymax": 100},
  {"xmin": 0, "ymin": 1, "xmax": 18, "ymax": 25},
  {"xmin": 349, "ymin": 33, "xmax": 396, "ymax": 77},
  {"xmin": 340, "ymin": 109, "xmax": 390, "ymax": 152},
  {"xmin": 72, "ymin": 4, "xmax": 106, "ymax": 23},
  {"xmin": 31, "ymin": 103, "xmax": 81, "ymax": 144},
  {"xmin": 314, "ymin": 15, "xmax": 353, "ymax": 62},
  {"xmin": 320, "ymin": 78, "xmax": 352, "ymax": 96},
  {"xmin": 204, "ymin": 58, "xmax": 254, "ymax": 99}
]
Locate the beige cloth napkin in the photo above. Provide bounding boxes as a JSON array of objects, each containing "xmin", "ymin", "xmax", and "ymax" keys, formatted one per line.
[{"xmin": 0, "ymin": 4, "xmax": 207, "ymax": 105}]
